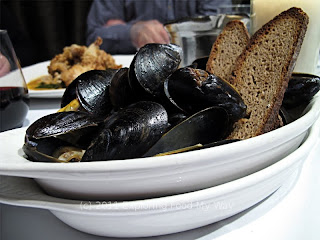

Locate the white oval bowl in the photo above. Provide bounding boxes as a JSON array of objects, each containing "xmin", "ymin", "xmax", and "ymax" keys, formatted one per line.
[
  {"xmin": 0, "ymin": 117, "xmax": 319, "ymax": 238},
  {"xmin": 0, "ymin": 94, "xmax": 319, "ymax": 200}
]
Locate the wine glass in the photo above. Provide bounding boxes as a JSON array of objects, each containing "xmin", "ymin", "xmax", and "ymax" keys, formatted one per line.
[{"xmin": 0, "ymin": 29, "xmax": 29, "ymax": 132}]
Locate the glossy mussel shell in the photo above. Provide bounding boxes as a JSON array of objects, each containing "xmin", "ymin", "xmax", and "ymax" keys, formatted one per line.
[
  {"xmin": 61, "ymin": 69, "xmax": 117, "ymax": 116},
  {"xmin": 278, "ymin": 73, "xmax": 320, "ymax": 125},
  {"xmin": 283, "ymin": 72, "xmax": 320, "ymax": 109},
  {"xmin": 23, "ymin": 136, "xmax": 84, "ymax": 163},
  {"xmin": 26, "ymin": 111, "xmax": 101, "ymax": 139},
  {"xmin": 108, "ymin": 67, "xmax": 137, "ymax": 110},
  {"xmin": 164, "ymin": 67, "xmax": 247, "ymax": 122},
  {"xmin": 82, "ymin": 101, "xmax": 169, "ymax": 161},
  {"xmin": 189, "ymin": 56, "xmax": 209, "ymax": 70},
  {"xmin": 143, "ymin": 106, "xmax": 230, "ymax": 157},
  {"xmin": 128, "ymin": 43, "xmax": 182, "ymax": 98},
  {"xmin": 23, "ymin": 111, "xmax": 101, "ymax": 162}
]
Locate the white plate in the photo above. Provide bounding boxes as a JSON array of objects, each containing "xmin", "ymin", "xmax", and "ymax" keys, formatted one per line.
[
  {"xmin": 22, "ymin": 55, "xmax": 134, "ymax": 98},
  {"xmin": 0, "ymin": 94, "xmax": 319, "ymax": 201},
  {"xmin": 0, "ymin": 118, "xmax": 319, "ymax": 238}
]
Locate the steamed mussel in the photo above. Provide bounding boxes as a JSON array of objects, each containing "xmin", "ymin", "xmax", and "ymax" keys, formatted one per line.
[
  {"xmin": 24, "ymin": 43, "xmax": 320, "ymax": 162},
  {"xmin": 23, "ymin": 43, "xmax": 252, "ymax": 163},
  {"xmin": 128, "ymin": 43, "xmax": 182, "ymax": 99},
  {"xmin": 283, "ymin": 73, "xmax": 320, "ymax": 109},
  {"xmin": 82, "ymin": 101, "xmax": 169, "ymax": 161},
  {"xmin": 144, "ymin": 106, "xmax": 231, "ymax": 157},
  {"xmin": 164, "ymin": 67, "xmax": 247, "ymax": 121},
  {"xmin": 60, "ymin": 69, "xmax": 118, "ymax": 116},
  {"xmin": 279, "ymin": 73, "xmax": 320, "ymax": 124},
  {"xmin": 24, "ymin": 101, "xmax": 169, "ymax": 162},
  {"xmin": 23, "ymin": 44, "xmax": 320, "ymax": 162},
  {"xmin": 23, "ymin": 111, "xmax": 102, "ymax": 162},
  {"xmin": 109, "ymin": 67, "xmax": 133, "ymax": 109}
]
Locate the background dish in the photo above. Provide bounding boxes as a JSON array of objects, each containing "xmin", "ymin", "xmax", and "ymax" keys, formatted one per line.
[
  {"xmin": 0, "ymin": 117, "xmax": 319, "ymax": 237},
  {"xmin": 0, "ymin": 93, "xmax": 319, "ymax": 201},
  {"xmin": 22, "ymin": 55, "xmax": 134, "ymax": 98}
]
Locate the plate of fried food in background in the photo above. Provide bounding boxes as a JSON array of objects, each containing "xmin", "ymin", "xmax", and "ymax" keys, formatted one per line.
[{"xmin": 23, "ymin": 37, "xmax": 134, "ymax": 98}]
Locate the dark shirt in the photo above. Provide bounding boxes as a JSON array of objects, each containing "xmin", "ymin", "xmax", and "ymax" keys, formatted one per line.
[{"xmin": 87, "ymin": 0, "xmax": 231, "ymax": 54}]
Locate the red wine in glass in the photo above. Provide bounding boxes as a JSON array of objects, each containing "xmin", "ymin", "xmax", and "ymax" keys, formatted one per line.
[
  {"xmin": 1, "ymin": 30, "xmax": 30, "ymax": 132},
  {"xmin": 0, "ymin": 86, "xmax": 29, "ymax": 132}
]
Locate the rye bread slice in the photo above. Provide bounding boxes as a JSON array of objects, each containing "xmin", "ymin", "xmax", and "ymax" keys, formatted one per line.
[
  {"xmin": 206, "ymin": 20, "xmax": 250, "ymax": 84},
  {"xmin": 228, "ymin": 7, "xmax": 309, "ymax": 140}
]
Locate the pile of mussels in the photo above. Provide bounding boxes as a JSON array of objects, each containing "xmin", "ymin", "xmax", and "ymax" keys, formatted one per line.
[{"xmin": 23, "ymin": 44, "xmax": 320, "ymax": 163}]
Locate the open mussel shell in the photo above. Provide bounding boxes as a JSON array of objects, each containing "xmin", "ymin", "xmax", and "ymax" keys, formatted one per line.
[
  {"xmin": 164, "ymin": 67, "xmax": 247, "ymax": 122},
  {"xmin": 23, "ymin": 136, "xmax": 84, "ymax": 163},
  {"xmin": 82, "ymin": 101, "xmax": 169, "ymax": 161},
  {"xmin": 283, "ymin": 72, "xmax": 320, "ymax": 109},
  {"xmin": 128, "ymin": 43, "xmax": 182, "ymax": 99},
  {"xmin": 26, "ymin": 111, "xmax": 102, "ymax": 149},
  {"xmin": 154, "ymin": 139, "xmax": 240, "ymax": 156},
  {"xmin": 143, "ymin": 106, "xmax": 230, "ymax": 157}
]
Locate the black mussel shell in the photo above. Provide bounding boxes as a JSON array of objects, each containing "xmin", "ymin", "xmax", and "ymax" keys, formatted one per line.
[
  {"xmin": 76, "ymin": 69, "xmax": 117, "ymax": 117},
  {"xmin": 82, "ymin": 101, "xmax": 169, "ymax": 161},
  {"xmin": 26, "ymin": 111, "xmax": 102, "ymax": 149},
  {"xmin": 279, "ymin": 107, "xmax": 293, "ymax": 125},
  {"xmin": 189, "ymin": 56, "xmax": 209, "ymax": 70},
  {"xmin": 61, "ymin": 70, "xmax": 117, "ymax": 116},
  {"xmin": 164, "ymin": 67, "xmax": 247, "ymax": 122},
  {"xmin": 61, "ymin": 77, "xmax": 78, "ymax": 108},
  {"xmin": 153, "ymin": 139, "xmax": 240, "ymax": 156},
  {"xmin": 143, "ymin": 106, "xmax": 230, "ymax": 157},
  {"xmin": 279, "ymin": 104, "xmax": 310, "ymax": 125},
  {"xmin": 23, "ymin": 136, "xmax": 83, "ymax": 163},
  {"xmin": 128, "ymin": 43, "xmax": 182, "ymax": 98},
  {"xmin": 167, "ymin": 112, "xmax": 188, "ymax": 127},
  {"xmin": 283, "ymin": 73, "xmax": 320, "ymax": 109},
  {"xmin": 200, "ymin": 139, "xmax": 240, "ymax": 149},
  {"xmin": 26, "ymin": 111, "xmax": 100, "ymax": 138},
  {"xmin": 109, "ymin": 67, "xmax": 136, "ymax": 109}
]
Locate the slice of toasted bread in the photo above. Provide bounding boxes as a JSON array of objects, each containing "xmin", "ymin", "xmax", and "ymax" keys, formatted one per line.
[
  {"xmin": 206, "ymin": 20, "xmax": 250, "ymax": 83},
  {"xmin": 228, "ymin": 7, "xmax": 309, "ymax": 140}
]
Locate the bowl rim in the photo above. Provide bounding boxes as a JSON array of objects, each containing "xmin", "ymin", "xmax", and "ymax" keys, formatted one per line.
[
  {"xmin": 0, "ymin": 93, "xmax": 320, "ymax": 175},
  {"xmin": 0, "ymin": 114, "xmax": 319, "ymax": 215}
]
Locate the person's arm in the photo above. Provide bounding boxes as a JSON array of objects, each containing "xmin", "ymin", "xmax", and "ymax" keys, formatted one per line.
[
  {"xmin": 87, "ymin": 0, "xmax": 171, "ymax": 54},
  {"xmin": 104, "ymin": 18, "xmax": 169, "ymax": 50},
  {"xmin": 86, "ymin": 0, "xmax": 136, "ymax": 54},
  {"xmin": 130, "ymin": 20, "xmax": 170, "ymax": 49}
]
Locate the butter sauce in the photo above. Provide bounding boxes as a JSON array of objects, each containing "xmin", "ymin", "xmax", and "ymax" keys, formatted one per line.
[{"xmin": 27, "ymin": 75, "xmax": 64, "ymax": 90}]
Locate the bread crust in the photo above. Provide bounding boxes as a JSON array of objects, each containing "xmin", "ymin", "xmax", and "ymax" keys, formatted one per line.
[
  {"xmin": 228, "ymin": 7, "xmax": 309, "ymax": 139},
  {"xmin": 206, "ymin": 20, "xmax": 249, "ymax": 84}
]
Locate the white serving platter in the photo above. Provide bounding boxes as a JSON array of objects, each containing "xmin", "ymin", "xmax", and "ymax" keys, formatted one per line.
[{"xmin": 22, "ymin": 55, "xmax": 134, "ymax": 98}]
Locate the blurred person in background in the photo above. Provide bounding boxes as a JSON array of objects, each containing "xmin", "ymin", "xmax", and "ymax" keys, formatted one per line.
[{"xmin": 87, "ymin": 0, "xmax": 232, "ymax": 54}]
